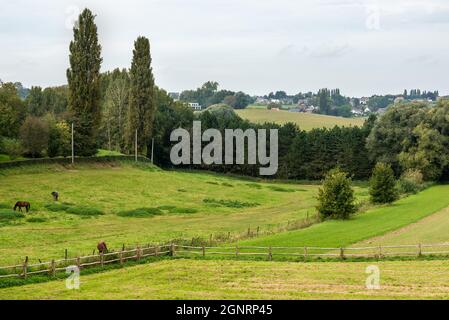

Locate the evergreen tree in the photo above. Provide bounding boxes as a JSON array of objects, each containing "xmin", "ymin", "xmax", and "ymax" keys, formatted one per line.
[
  {"xmin": 66, "ymin": 8, "xmax": 102, "ymax": 156},
  {"xmin": 369, "ymin": 162, "xmax": 398, "ymax": 203},
  {"xmin": 316, "ymin": 168, "xmax": 357, "ymax": 219},
  {"xmin": 126, "ymin": 36, "xmax": 156, "ymax": 157}
]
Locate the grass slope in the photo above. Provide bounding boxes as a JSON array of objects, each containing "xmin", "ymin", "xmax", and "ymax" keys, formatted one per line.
[
  {"xmin": 0, "ymin": 162, "xmax": 357, "ymax": 265},
  {"xmin": 1, "ymin": 259, "xmax": 449, "ymax": 299},
  {"xmin": 236, "ymin": 109, "xmax": 365, "ymax": 131},
  {"xmin": 352, "ymin": 205, "xmax": 449, "ymax": 247},
  {"xmin": 239, "ymin": 185, "xmax": 449, "ymax": 248}
]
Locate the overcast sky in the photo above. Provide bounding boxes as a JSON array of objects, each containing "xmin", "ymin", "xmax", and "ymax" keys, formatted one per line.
[{"xmin": 1, "ymin": 0, "xmax": 449, "ymax": 97}]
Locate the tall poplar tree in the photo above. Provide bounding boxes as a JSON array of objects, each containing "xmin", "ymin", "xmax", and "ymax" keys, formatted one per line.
[
  {"xmin": 67, "ymin": 8, "xmax": 102, "ymax": 156},
  {"xmin": 126, "ymin": 36, "xmax": 156, "ymax": 157}
]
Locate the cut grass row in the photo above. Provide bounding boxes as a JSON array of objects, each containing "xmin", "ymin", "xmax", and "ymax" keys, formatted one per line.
[
  {"xmin": 2, "ymin": 259, "xmax": 449, "ymax": 299},
  {"xmin": 238, "ymin": 185, "xmax": 449, "ymax": 249}
]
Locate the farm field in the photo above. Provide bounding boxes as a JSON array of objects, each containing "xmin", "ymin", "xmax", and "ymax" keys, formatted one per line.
[
  {"xmin": 238, "ymin": 185, "xmax": 449, "ymax": 249},
  {"xmin": 236, "ymin": 108, "xmax": 365, "ymax": 131},
  {"xmin": 1, "ymin": 259, "xmax": 449, "ymax": 299},
  {"xmin": 352, "ymin": 205, "xmax": 449, "ymax": 247},
  {"xmin": 0, "ymin": 162, "xmax": 369, "ymax": 265}
]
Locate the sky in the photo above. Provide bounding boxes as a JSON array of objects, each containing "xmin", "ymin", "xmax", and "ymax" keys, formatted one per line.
[{"xmin": 1, "ymin": 0, "xmax": 449, "ymax": 97}]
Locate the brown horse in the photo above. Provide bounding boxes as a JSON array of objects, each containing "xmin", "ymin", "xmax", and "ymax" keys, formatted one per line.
[
  {"xmin": 14, "ymin": 201, "xmax": 30, "ymax": 213},
  {"xmin": 97, "ymin": 241, "xmax": 108, "ymax": 254}
]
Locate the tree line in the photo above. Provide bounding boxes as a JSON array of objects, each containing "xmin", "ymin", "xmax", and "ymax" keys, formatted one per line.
[{"xmin": 1, "ymin": 7, "xmax": 448, "ymax": 185}]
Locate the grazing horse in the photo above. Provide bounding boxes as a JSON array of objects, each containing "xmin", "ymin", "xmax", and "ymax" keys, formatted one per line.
[
  {"xmin": 51, "ymin": 191, "xmax": 59, "ymax": 201},
  {"xmin": 14, "ymin": 201, "xmax": 30, "ymax": 213},
  {"xmin": 97, "ymin": 241, "xmax": 108, "ymax": 254}
]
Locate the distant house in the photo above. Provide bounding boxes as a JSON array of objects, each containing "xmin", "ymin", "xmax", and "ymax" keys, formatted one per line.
[
  {"xmin": 360, "ymin": 97, "xmax": 369, "ymax": 105},
  {"xmin": 188, "ymin": 102, "xmax": 202, "ymax": 111},
  {"xmin": 271, "ymin": 107, "xmax": 280, "ymax": 111},
  {"xmin": 255, "ymin": 97, "xmax": 269, "ymax": 104}
]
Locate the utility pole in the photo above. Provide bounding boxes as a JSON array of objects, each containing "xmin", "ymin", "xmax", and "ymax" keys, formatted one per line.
[
  {"xmin": 71, "ymin": 123, "xmax": 74, "ymax": 164},
  {"xmin": 135, "ymin": 129, "xmax": 138, "ymax": 162},
  {"xmin": 151, "ymin": 138, "xmax": 154, "ymax": 164}
]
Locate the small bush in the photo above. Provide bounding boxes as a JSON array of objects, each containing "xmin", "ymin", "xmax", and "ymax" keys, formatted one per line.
[
  {"xmin": 203, "ymin": 198, "xmax": 259, "ymax": 208},
  {"xmin": 117, "ymin": 207, "xmax": 163, "ymax": 218},
  {"xmin": 0, "ymin": 138, "xmax": 23, "ymax": 160},
  {"xmin": 398, "ymin": 169, "xmax": 425, "ymax": 194}
]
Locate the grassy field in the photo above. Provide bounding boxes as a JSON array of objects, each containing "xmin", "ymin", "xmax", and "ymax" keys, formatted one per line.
[
  {"xmin": 238, "ymin": 185, "xmax": 449, "ymax": 249},
  {"xmin": 236, "ymin": 108, "xmax": 365, "ymax": 131},
  {"xmin": 352, "ymin": 205, "xmax": 449, "ymax": 247},
  {"xmin": 0, "ymin": 162, "xmax": 369, "ymax": 265},
  {"xmin": 1, "ymin": 259, "xmax": 449, "ymax": 299}
]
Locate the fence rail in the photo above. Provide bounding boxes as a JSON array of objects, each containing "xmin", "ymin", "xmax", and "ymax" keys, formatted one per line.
[{"xmin": 1, "ymin": 242, "xmax": 449, "ymax": 279}]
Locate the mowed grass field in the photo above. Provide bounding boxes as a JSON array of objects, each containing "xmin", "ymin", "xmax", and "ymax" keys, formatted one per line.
[
  {"xmin": 236, "ymin": 108, "xmax": 365, "ymax": 131},
  {"xmin": 352, "ymin": 205, "xmax": 449, "ymax": 247},
  {"xmin": 0, "ymin": 162, "xmax": 368, "ymax": 265},
  {"xmin": 2, "ymin": 259, "xmax": 449, "ymax": 299},
  {"xmin": 239, "ymin": 185, "xmax": 449, "ymax": 249}
]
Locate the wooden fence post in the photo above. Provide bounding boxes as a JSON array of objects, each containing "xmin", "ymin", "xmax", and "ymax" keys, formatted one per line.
[
  {"xmin": 235, "ymin": 245, "xmax": 239, "ymax": 257},
  {"xmin": 119, "ymin": 250, "xmax": 124, "ymax": 267},
  {"xmin": 202, "ymin": 246, "xmax": 206, "ymax": 257},
  {"xmin": 137, "ymin": 245, "xmax": 141, "ymax": 261},
  {"xmin": 268, "ymin": 246, "xmax": 272, "ymax": 261},
  {"xmin": 76, "ymin": 257, "xmax": 81, "ymax": 269},
  {"xmin": 378, "ymin": 246, "xmax": 382, "ymax": 259},
  {"xmin": 247, "ymin": 227, "xmax": 250, "ymax": 237},
  {"xmin": 227, "ymin": 231, "xmax": 231, "ymax": 240},
  {"xmin": 418, "ymin": 243, "xmax": 422, "ymax": 257},
  {"xmin": 122, "ymin": 244, "xmax": 125, "ymax": 251},
  {"xmin": 155, "ymin": 245, "xmax": 159, "ymax": 257},
  {"xmin": 257, "ymin": 226, "xmax": 260, "ymax": 237},
  {"xmin": 65, "ymin": 249, "xmax": 68, "ymax": 261},
  {"xmin": 22, "ymin": 256, "xmax": 28, "ymax": 279},
  {"xmin": 209, "ymin": 234, "xmax": 213, "ymax": 246},
  {"xmin": 304, "ymin": 246, "xmax": 308, "ymax": 260},
  {"xmin": 100, "ymin": 252, "xmax": 104, "ymax": 267},
  {"xmin": 50, "ymin": 259, "xmax": 56, "ymax": 277},
  {"xmin": 340, "ymin": 247, "xmax": 345, "ymax": 260},
  {"xmin": 170, "ymin": 243, "xmax": 176, "ymax": 257}
]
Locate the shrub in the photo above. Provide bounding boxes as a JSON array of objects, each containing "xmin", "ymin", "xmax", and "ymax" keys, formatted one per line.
[
  {"xmin": 369, "ymin": 162, "xmax": 398, "ymax": 204},
  {"xmin": 0, "ymin": 137, "xmax": 23, "ymax": 160},
  {"xmin": 316, "ymin": 168, "xmax": 357, "ymax": 220},
  {"xmin": 398, "ymin": 169, "xmax": 424, "ymax": 194}
]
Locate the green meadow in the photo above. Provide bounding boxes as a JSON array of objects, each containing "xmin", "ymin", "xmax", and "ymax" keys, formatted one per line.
[
  {"xmin": 2, "ymin": 259, "xmax": 449, "ymax": 300},
  {"xmin": 0, "ymin": 162, "xmax": 367, "ymax": 265}
]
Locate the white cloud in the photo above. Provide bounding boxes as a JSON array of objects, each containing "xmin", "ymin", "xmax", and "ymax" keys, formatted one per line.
[{"xmin": 0, "ymin": 0, "xmax": 448, "ymax": 96}]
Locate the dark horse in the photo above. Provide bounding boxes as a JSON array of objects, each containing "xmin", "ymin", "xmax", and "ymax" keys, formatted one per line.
[
  {"xmin": 14, "ymin": 201, "xmax": 30, "ymax": 213},
  {"xmin": 97, "ymin": 241, "xmax": 108, "ymax": 254}
]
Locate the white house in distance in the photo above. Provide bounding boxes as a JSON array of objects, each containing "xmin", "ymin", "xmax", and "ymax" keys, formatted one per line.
[{"xmin": 188, "ymin": 102, "xmax": 202, "ymax": 111}]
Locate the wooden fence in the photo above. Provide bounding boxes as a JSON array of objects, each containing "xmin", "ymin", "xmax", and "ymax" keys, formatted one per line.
[
  {"xmin": 0, "ymin": 244, "xmax": 172, "ymax": 279},
  {"xmin": 172, "ymin": 242, "xmax": 449, "ymax": 259},
  {"xmin": 2, "ymin": 242, "xmax": 449, "ymax": 280}
]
